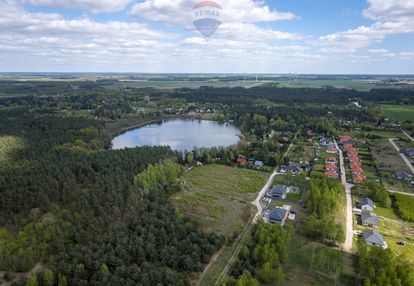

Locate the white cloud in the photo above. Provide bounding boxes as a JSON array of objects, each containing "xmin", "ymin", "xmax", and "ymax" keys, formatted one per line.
[
  {"xmin": 130, "ymin": 0, "xmax": 296, "ymax": 28},
  {"xmin": 24, "ymin": 0, "xmax": 133, "ymax": 13},
  {"xmin": 318, "ymin": 0, "xmax": 414, "ymax": 51},
  {"xmin": 363, "ymin": 0, "xmax": 414, "ymax": 20}
]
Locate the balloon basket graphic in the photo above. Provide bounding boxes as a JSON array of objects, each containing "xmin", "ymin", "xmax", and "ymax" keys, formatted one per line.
[{"xmin": 193, "ymin": 1, "xmax": 222, "ymax": 38}]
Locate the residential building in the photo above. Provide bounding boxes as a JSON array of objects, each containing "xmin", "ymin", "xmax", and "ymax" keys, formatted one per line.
[
  {"xmin": 361, "ymin": 212, "xmax": 379, "ymax": 227},
  {"xmin": 361, "ymin": 198, "xmax": 375, "ymax": 211},
  {"xmin": 362, "ymin": 230, "xmax": 387, "ymax": 248}
]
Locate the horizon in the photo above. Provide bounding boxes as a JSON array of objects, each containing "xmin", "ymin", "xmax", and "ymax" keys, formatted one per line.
[{"xmin": 1, "ymin": 0, "xmax": 414, "ymax": 74}]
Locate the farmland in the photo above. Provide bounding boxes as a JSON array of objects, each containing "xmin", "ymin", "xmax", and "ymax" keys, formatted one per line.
[{"xmin": 381, "ymin": 105, "xmax": 414, "ymax": 122}]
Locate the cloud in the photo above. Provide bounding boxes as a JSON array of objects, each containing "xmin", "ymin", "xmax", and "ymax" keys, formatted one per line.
[
  {"xmin": 363, "ymin": 0, "xmax": 414, "ymax": 20},
  {"xmin": 24, "ymin": 0, "xmax": 133, "ymax": 13},
  {"xmin": 318, "ymin": 0, "xmax": 414, "ymax": 51},
  {"xmin": 130, "ymin": 0, "xmax": 296, "ymax": 28}
]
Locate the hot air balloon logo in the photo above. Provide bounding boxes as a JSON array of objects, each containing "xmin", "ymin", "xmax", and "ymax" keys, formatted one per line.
[{"xmin": 192, "ymin": 1, "xmax": 222, "ymax": 38}]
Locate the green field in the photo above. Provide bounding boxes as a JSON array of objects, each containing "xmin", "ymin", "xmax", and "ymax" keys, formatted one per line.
[
  {"xmin": 172, "ymin": 164, "xmax": 267, "ymax": 237},
  {"xmin": 381, "ymin": 105, "xmax": 414, "ymax": 122}
]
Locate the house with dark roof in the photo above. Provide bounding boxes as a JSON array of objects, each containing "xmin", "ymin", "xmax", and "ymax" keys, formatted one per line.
[
  {"xmin": 280, "ymin": 165, "xmax": 302, "ymax": 174},
  {"xmin": 361, "ymin": 212, "xmax": 379, "ymax": 228},
  {"xmin": 254, "ymin": 160, "xmax": 264, "ymax": 168},
  {"xmin": 404, "ymin": 148, "xmax": 414, "ymax": 158},
  {"xmin": 395, "ymin": 170, "xmax": 412, "ymax": 181},
  {"xmin": 268, "ymin": 207, "xmax": 289, "ymax": 225},
  {"xmin": 361, "ymin": 198, "xmax": 375, "ymax": 211},
  {"xmin": 362, "ymin": 230, "xmax": 387, "ymax": 248},
  {"xmin": 270, "ymin": 185, "xmax": 288, "ymax": 199}
]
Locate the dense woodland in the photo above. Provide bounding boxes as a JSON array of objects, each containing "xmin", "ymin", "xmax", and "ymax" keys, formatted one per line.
[
  {"xmin": 303, "ymin": 175, "xmax": 345, "ymax": 245},
  {"xmin": 227, "ymin": 221, "xmax": 291, "ymax": 285}
]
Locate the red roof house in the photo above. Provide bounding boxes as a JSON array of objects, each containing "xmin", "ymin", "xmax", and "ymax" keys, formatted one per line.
[
  {"xmin": 325, "ymin": 171, "xmax": 339, "ymax": 178},
  {"xmin": 236, "ymin": 155, "xmax": 248, "ymax": 165}
]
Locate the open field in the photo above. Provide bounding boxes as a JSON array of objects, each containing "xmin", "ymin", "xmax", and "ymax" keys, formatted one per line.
[
  {"xmin": 0, "ymin": 136, "xmax": 25, "ymax": 164},
  {"xmin": 369, "ymin": 139, "xmax": 414, "ymax": 192},
  {"xmin": 379, "ymin": 219, "xmax": 414, "ymax": 262},
  {"xmin": 381, "ymin": 105, "xmax": 414, "ymax": 122},
  {"xmin": 172, "ymin": 164, "xmax": 267, "ymax": 237}
]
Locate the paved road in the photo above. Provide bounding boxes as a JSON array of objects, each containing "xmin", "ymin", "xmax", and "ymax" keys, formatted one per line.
[
  {"xmin": 389, "ymin": 138, "xmax": 414, "ymax": 176},
  {"xmin": 334, "ymin": 140, "xmax": 354, "ymax": 253},
  {"xmin": 402, "ymin": 130, "xmax": 414, "ymax": 142}
]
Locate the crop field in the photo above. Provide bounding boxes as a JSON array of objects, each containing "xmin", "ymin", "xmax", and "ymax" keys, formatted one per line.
[
  {"xmin": 172, "ymin": 164, "xmax": 267, "ymax": 237},
  {"xmin": 381, "ymin": 105, "xmax": 414, "ymax": 122}
]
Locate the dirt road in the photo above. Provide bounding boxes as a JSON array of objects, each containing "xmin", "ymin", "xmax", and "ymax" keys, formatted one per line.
[
  {"xmin": 335, "ymin": 140, "xmax": 354, "ymax": 253},
  {"xmin": 389, "ymin": 138, "xmax": 414, "ymax": 175}
]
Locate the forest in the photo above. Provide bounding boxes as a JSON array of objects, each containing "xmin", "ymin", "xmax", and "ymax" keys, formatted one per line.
[
  {"xmin": 0, "ymin": 104, "xmax": 222, "ymax": 285},
  {"xmin": 303, "ymin": 175, "xmax": 345, "ymax": 245}
]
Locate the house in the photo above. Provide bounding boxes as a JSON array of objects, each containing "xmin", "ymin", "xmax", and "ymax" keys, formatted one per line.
[
  {"xmin": 395, "ymin": 170, "xmax": 413, "ymax": 181},
  {"xmin": 236, "ymin": 155, "xmax": 248, "ymax": 165},
  {"xmin": 404, "ymin": 148, "xmax": 414, "ymax": 158},
  {"xmin": 270, "ymin": 185, "xmax": 288, "ymax": 199},
  {"xmin": 325, "ymin": 170, "xmax": 339, "ymax": 178},
  {"xmin": 349, "ymin": 156, "xmax": 360, "ymax": 163},
  {"xmin": 268, "ymin": 207, "xmax": 289, "ymax": 225},
  {"xmin": 325, "ymin": 163, "xmax": 337, "ymax": 172},
  {"xmin": 361, "ymin": 212, "xmax": 379, "ymax": 227},
  {"xmin": 280, "ymin": 165, "xmax": 302, "ymax": 174},
  {"xmin": 319, "ymin": 137, "xmax": 332, "ymax": 146},
  {"xmin": 340, "ymin": 135, "xmax": 351, "ymax": 143},
  {"xmin": 326, "ymin": 148, "xmax": 338, "ymax": 154},
  {"xmin": 362, "ymin": 230, "xmax": 387, "ymax": 248},
  {"xmin": 325, "ymin": 157, "xmax": 337, "ymax": 164},
  {"xmin": 350, "ymin": 161, "xmax": 362, "ymax": 169},
  {"xmin": 253, "ymin": 161, "xmax": 264, "ymax": 168},
  {"xmin": 352, "ymin": 168, "xmax": 364, "ymax": 175},
  {"xmin": 353, "ymin": 174, "xmax": 366, "ymax": 183},
  {"xmin": 361, "ymin": 198, "xmax": 375, "ymax": 211}
]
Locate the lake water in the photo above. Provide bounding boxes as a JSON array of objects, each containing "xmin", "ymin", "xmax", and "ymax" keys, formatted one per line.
[{"xmin": 111, "ymin": 119, "xmax": 241, "ymax": 151}]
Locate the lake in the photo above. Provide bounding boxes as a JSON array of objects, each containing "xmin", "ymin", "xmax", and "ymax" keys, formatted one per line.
[{"xmin": 111, "ymin": 119, "xmax": 241, "ymax": 152}]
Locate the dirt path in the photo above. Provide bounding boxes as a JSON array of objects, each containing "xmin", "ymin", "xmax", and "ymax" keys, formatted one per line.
[
  {"xmin": 335, "ymin": 140, "xmax": 354, "ymax": 253},
  {"xmin": 387, "ymin": 189, "xmax": 414, "ymax": 197},
  {"xmin": 0, "ymin": 263, "xmax": 44, "ymax": 286},
  {"xmin": 389, "ymin": 138, "xmax": 414, "ymax": 175},
  {"xmin": 402, "ymin": 130, "xmax": 414, "ymax": 142},
  {"xmin": 208, "ymin": 135, "xmax": 298, "ymax": 285}
]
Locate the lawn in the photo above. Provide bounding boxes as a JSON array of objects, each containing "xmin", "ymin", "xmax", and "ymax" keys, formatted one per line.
[
  {"xmin": 172, "ymin": 164, "xmax": 267, "ymax": 237},
  {"xmin": 379, "ymin": 219, "xmax": 414, "ymax": 262},
  {"xmin": 375, "ymin": 206, "xmax": 400, "ymax": 220},
  {"xmin": 381, "ymin": 105, "xmax": 414, "ymax": 122}
]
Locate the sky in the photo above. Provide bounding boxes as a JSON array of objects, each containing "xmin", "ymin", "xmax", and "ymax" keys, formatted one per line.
[{"xmin": 1, "ymin": 0, "xmax": 414, "ymax": 74}]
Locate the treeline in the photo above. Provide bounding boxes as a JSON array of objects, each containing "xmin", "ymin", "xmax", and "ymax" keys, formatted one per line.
[
  {"xmin": 394, "ymin": 193, "xmax": 414, "ymax": 221},
  {"xmin": 353, "ymin": 181, "xmax": 391, "ymax": 208},
  {"xmin": 226, "ymin": 221, "xmax": 291, "ymax": 285},
  {"xmin": 357, "ymin": 239, "xmax": 414, "ymax": 286},
  {"xmin": 164, "ymin": 86, "xmax": 414, "ymax": 105},
  {"xmin": 303, "ymin": 176, "xmax": 345, "ymax": 244}
]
